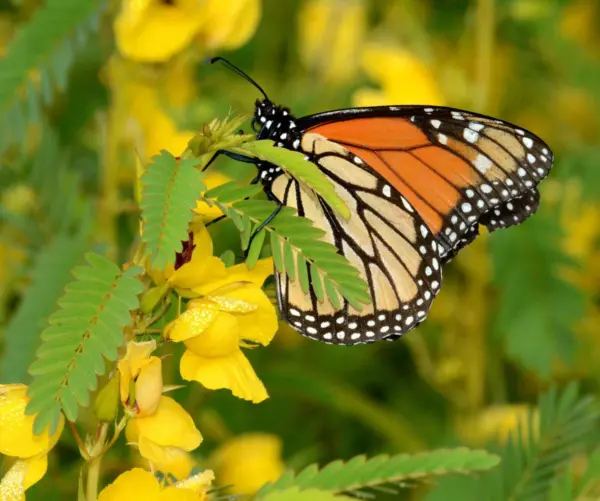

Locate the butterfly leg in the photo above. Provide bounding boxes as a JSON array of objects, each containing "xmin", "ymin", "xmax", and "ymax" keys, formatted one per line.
[
  {"xmin": 244, "ymin": 185, "xmax": 284, "ymax": 258},
  {"xmin": 202, "ymin": 149, "xmax": 258, "ymax": 172}
]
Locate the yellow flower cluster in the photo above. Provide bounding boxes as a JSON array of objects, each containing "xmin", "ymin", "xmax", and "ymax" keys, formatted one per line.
[{"xmin": 0, "ymin": 384, "xmax": 64, "ymax": 500}]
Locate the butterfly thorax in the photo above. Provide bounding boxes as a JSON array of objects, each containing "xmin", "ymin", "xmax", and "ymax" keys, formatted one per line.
[{"xmin": 253, "ymin": 99, "xmax": 303, "ymax": 185}]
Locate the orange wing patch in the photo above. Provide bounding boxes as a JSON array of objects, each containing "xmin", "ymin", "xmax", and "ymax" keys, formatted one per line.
[{"xmin": 309, "ymin": 117, "xmax": 429, "ymax": 149}]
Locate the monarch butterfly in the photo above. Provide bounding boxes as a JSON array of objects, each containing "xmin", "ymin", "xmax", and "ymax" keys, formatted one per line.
[{"xmin": 208, "ymin": 58, "xmax": 554, "ymax": 346}]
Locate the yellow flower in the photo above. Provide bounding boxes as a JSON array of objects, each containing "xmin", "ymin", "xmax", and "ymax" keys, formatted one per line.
[
  {"xmin": 211, "ymin": 433, "xmax": 285, "ymax": 495},
  {"xmin": 194, "ymin": 171, "xmax": 232, "ymax": 221},
  {"xmin": 0, "ymin": 384, "xmax": 64, "ymax": 500},
  {"xmin": 353, "ymin": 43, "xmax": 445, "ymax": 107},
  {"xmin": 126, "ymin": 396, "xmax": 203, "ymax": 473},
  {"xmin": 298, "ymin": 0, "xmax": 367, "ymax": 85},
  {"xmin": 457, "ymin": 405, "xmax": 537, "ymax": 446},
  {"xmin": 195, "ymin": 0, "xmax": 261, "ymax": 52},
  {"xmin": 167, "ymin": 282, "xmax": 278, "ymax": 403},
  {"xmin": 118, "ymin": 340, "xmax": 163, "ymax": 416},
  {"xmin": 98, "ymin": 468, "xmax": 214, "ymax": 501},
  {"xmin": 115, "ymin": 0, "xmax": 206, "ymax": 62},
  {"xmin": 154, "ymin": 223, "xmax": 273, "ymax": 298}
]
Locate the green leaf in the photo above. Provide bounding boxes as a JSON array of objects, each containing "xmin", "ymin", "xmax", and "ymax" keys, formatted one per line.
[
  {"xmin": 310, "ymin": 264, "xmax": 325, "ymax": 302},
  {"xmin": 235, "ymin": 140, "xmax": 351, "ymax": 220},
  {"xmin": 425, "ymin": 384, "xmax": 600, "ymax": 501},
  {"xmin": 26, "ymin": 254, "xmax": 144, "ymax": 434},
  {"xmin": 490, "ymin": 211, "xmax": 583, "ymax": 378},
  {"xmin": 271, "ymin": 231, "xmax": 284, "ymax": 272},
  {"xmin": 0, "ymin": 235, "xmax": 86, "ymax": 383},
  {"xmin": 256, "ymin": 448, "xmax": 499, "ymax": 499},
  {"xmin": 246, "ymin": 228, "xmax": 267, "ymax": 268},
  {"xmin": 260, "ymin": 488, "xmax": 352, "ymax": 501},
  {"xmin": 140, "ymin": 151, "xmax": 205, "ymax": 269},
  {"xmin": 0, "ymin": 0, "xmax": 108, "ymax": 154},
  {"xmin": 297, "ymin": 256, "xmax": 310, "ymax": 295}
]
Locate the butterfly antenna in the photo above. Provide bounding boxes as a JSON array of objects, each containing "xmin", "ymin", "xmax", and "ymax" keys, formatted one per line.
[{"xmin": 209, "ymin": 57, "xmax": 269, "ymax": 100}]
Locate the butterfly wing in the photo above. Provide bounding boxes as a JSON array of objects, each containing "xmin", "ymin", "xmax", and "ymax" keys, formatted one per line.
[
  {"xmin": 269, "ymin": 132, "xmax": 442, "ymax": 345},
  {"xmin": 298, "ymin": 105, "xmax": 554, "ymax": 262}
]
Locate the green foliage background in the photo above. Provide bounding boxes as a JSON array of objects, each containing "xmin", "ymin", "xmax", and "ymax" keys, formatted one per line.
[{"xmin": 0, "ymin": 0, "xmax": 599, "ymax": 499}]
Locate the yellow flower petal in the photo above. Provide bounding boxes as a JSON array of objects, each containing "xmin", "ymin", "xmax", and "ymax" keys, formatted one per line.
[
  {"xmin": 223, "ymin": 284, "xmax": 279, "ymax": 346},
  {"xmin": 159, "ymin": 487, "xmax": 199, "ymax": 501},
  {"xmin": 206, "ymin": 295, "xmax": 258, "ymax": 314},
  {"xmin": 148, "ymin": 446, "xmax": 197, "ymax": 480},
  {"xmin": 135, "ymin": 357, "xmax": 163, "ymax": 416},
  {"xmin": 180, "ymin": 348, "xmax": 268, "ymax": 403},
  {"xmin": 0, "ymin": 455, "xmax": 48, "ymax": 501},
  {"xmin": 98, "ymin": 468, "xmax": 161, "ymax": 501},
  {"xmin": 354, "ymin": 44, "xmax": 444, "ymax": 106},
  {"xmin": 298, "ymin": 0, "xmax": 366, "ymax": 84},
  {"xmin": 211, "ymin": 433, "xmax": 285, "ymax": 495},
  {"xmin": 165, "ymin": 303, "xmax": 220, "ymax": 343},
  {"xmin": 168, "ymin": 225, "xmax": 228, "ymax": 291},
  {"xmin": 195, "ymin": 0, "xmax": 261, "ymax": 51},
  {"xmin": 126, "ymin": 396, "xmax": 202, "ymax": 452},
  {"xmin": 183, "ymin": 311, "xmax": 240, "ymax": 357},
  {"xmin": 174, "ymin": 469, "xmax": 215, "ymax": 492},
  {"xmin": 115, "ymin": 0, "xmax": 205, "ymax": 62},
  {"xmin": 0, "ymin": 385, "xmax": 64, "ymax": 458},
  {"xmin": 192, "ymin": 257, "xmax": 274, "ymax": 296}
]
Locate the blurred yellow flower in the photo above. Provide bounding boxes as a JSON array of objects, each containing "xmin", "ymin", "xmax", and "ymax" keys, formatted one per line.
[
  {"xmin": 298, "ymin": 0, "xmax": 366, "ymax": 85},
  {"xmin": 115, "ymin": 0, "xmax": 206, "ymax": 62},
  {"xmin": 195, "ymin": 0, "xmax": 261, "ymax": 51},
  {"xmin": 457, "ymin": 404, "xmax": 536, "ymax": 446},
  {"xmin": 561, "ymin": 0, "xmax": 600, "ymax": 57},
  {"xmin": 0, "ymin": 384, "xmax": 64, "ymax": 500},
  {"xmin": 115, "ymin": 0, "xmax": 260, "ymax": 62},
  {"xmin": 118, "ymin": 340, "xmax": 163, "ymax": 417},
  {"xmin": 126, "ymin": 396, "xmax": 203, "ymax": 473},
  {"xmin": 353, "ymin": 43, "xmax": 445, "ymax": 107},
  {"xmin": 98, "ymin": 467, "xmax": 214, "ymax": 501},
  {"xmin": 211, "ymin": 433, "xmax": 285, "ymax": 495}
]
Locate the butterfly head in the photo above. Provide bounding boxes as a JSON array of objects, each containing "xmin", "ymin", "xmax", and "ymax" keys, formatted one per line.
[{"xmin": 252, "ymin": 99, "xmax": 297, "ymax": 141}]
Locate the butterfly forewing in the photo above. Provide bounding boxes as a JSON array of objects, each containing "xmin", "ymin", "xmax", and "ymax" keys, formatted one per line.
[{"xmin": 270, "ymin": 133, "xmax": 443, "ymax": 345}]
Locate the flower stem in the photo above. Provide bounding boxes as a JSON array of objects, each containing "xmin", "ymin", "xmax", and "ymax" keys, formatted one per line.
[
  {"xmin": 86, "ymin": 454, "xmax": 102, "ymax": 501},
  {"xmin": 68, "ymin": 421, "xmax": 89, "ymax": 460},
  {"xmin": 474, "ymin": 0, "xmax": 495, "ymax": 112}
]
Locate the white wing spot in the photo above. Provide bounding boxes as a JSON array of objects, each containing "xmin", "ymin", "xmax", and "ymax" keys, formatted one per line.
[
  {"xmin": 307, "ymin": 327, "xmax": 317, "ymax": 334},
  {"xmin": 466, "ymin": 189, "xmax": 475, "ymax": 198},
  {"xmin": 523, "ymin": 137, "xmax": 534, "ymax": 148},
  {"xmin": 425, "ymin": 266, "xmax": 432, "ymax": 276},
  {"xmin": 527, "ymin": 153, "xmax": 536, "ymax": 164},
  {"xmin": 351, "ymin": 333, "xmax": 361, "ymax": 340},
  {"xmin": 432, "ymin": 280, "xmax": 440, "ymax": 289},
  {"xmin": 420, "ymin": 225, "xmax": 429, "ymax": 237},
  {"xmin": 474, "ymin": 154, "xmax": 493, "ymax": 173},
  {"xmin": 290, "ymin": 309, "xmax": 301, "ymax": 317},
  {"xmin": 401, "ymin": 197, "xmax": 414, "ymax": 213},
  {"xmin": 354, "ymin": 156, "xmax": 363, "ymax": 165},
  {"xmin": 366, "ymin": 331, "xmax": 375, "ymax": 338},
  {"xmin": 320, "ymin": 321, "xmax": 330, "ymax": 328},
  {"xmin": 516, "ymin": 129, "xmax": 525, "ymax": 135},
  {"xmin": 323, "ymin": 333, "xmax": 332, "ymax": 340},
  {"xmin": 336, "ymin": 332, "xmax": 345, "ymax": 340},
  {"xmin": 481, "ymin": 183, "xmax": 492, "ymax": 194},
  {"xmin": 367, "ymin": 320, "xmax": 376, "ymax": 327},
  {"xmin": 431, "ymin": 119, "xmax": 441, "ymax": 128},
  {"xmin": 469, "ymin": 122, "xmax": 485, "ymax": 131},
  {"xmin": 349, "ymin": 322, "xmax": 358, "ymax": 329},
  {"xmin": 462, "ymin": 202, "xmax": 472, "ymax": 213},
  {"xmin": 380, "ymin": 326, "xmax": 390, "ymax": 333},
  {"xmin": 518, "ymin": 167, "xmax": 527, "ymax": 177},
  {"xmin": 336, "ymin": 317, "xmax": 345, "ymax": 324},
  {"xmin": 463, "ymin": 128, "xmax": 479, "ymax": 143},
  {"xmin": 305, "ymin": 315, "xmax": 315, "ymax": 322},
  {"xmin": 382, "ymin": 185, "xmax": 392, "ymax": 197},
  {"xmin": 405, "ymin": 316, "xmax": 414, "ymax": 325}
]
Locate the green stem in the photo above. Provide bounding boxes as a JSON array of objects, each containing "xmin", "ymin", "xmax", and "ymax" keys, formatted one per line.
[
  {"xmin": 86, "ymin": 455, "xmax": 102, "ymax": 501},
  {"xmin": 474, "ymin": 0, "xmax": 495, "ymax": 112}
]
